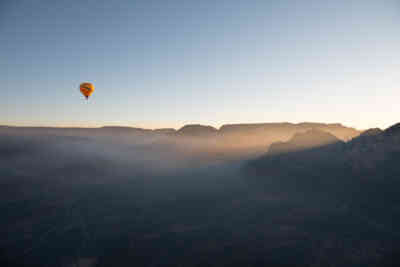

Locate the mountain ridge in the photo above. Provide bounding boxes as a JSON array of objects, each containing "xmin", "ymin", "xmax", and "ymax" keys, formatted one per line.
[
  {"xmin": 245, "ymin": 122, "xmax": 400, "ymax": 184},
  {"xmin": 267, "ymin": 128, "xmax": 341, "ymax": 156}
]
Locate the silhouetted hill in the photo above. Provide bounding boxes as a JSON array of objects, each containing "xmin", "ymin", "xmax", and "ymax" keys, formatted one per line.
[
  {"xmin": 215, "ymin": 122, "xmax": 359, "ymax": 157},
  {"xmin": 383, "ymin": 122, "xmax": 400, "ymax": 136},
  {"xmin": 219, "ymin": 122, "xmax": 359, "ymax": 142},
  {"xmin": 360, "ymin": 128, "xmax": 383, "ymax": 137},
  {"xmin": 267, "ymin": 129, "xmax": 340, "ymax": 156},
  {"xmin": 243, "ymin": 122, "xmax": 400, "ymax": 261},
  {"xmin": 245, "ymin": 122, "xmax": 400, "ymax": 192}
]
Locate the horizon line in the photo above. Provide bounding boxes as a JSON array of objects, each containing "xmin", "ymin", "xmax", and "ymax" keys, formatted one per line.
[{"xmin": 0, "ymin": 121, "xmax": 365, "ymax": 131}]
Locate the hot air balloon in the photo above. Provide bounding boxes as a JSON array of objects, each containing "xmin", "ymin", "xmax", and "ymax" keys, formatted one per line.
[{"xmin": 79, "ymin": 82, "xmax": 95, "ymax": 100}]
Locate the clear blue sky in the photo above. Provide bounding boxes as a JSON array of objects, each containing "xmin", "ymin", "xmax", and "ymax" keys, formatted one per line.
[{"xmin": 1, "ymin": 0, "xmax": 399, "ymax": 129}]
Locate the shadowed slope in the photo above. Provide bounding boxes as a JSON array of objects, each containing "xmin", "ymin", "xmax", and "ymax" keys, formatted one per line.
[{"xmin": 267, "ymin": 129, "xmax": 341, "ymax": 156}]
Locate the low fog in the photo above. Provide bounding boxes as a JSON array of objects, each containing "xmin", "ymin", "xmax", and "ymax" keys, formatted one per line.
[
  {"xmin": 0, "ymin": 128, "xmax": 249, "ymax": 267},
  {"xmin": 1, "ymin": 124, "xmax": 400, "ymax": 267}
]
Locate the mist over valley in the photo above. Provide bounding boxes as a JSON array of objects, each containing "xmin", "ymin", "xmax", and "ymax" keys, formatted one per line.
[{"xmin": 1, "ymin": 122, "xmax": 400, "ymax": 266}]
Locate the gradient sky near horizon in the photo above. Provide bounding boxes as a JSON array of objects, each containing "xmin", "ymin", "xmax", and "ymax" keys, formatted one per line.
[{"xmin": 1, "ymin": 0, "xmax": 399, "ymax": 130}]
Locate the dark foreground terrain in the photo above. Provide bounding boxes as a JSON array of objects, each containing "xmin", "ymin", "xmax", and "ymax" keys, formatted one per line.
[{"xmin": 1, "ymin": 123, "xmax": 400, "ymax": 266}]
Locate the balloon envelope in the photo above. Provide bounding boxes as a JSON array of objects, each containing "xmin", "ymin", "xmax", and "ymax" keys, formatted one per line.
[{"xmin": 79, "ymin": 82, "xmax": 95, "ymax": 99}]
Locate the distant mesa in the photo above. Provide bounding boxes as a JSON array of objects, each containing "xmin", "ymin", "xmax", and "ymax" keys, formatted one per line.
[
  {"xmin": 219, "ymin": 122, "xmax": 292, "ymax": 133},
  {"xmin": 0, "ymin": 122, "xmax": 361, "ymax": 148},
  {"xmin": 177, "ymin": 124, "xmax": 218, "ymax": 137},
  {"xmin": 267, "ymin": 129, "xmax": 340, "ymax": 156}
]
